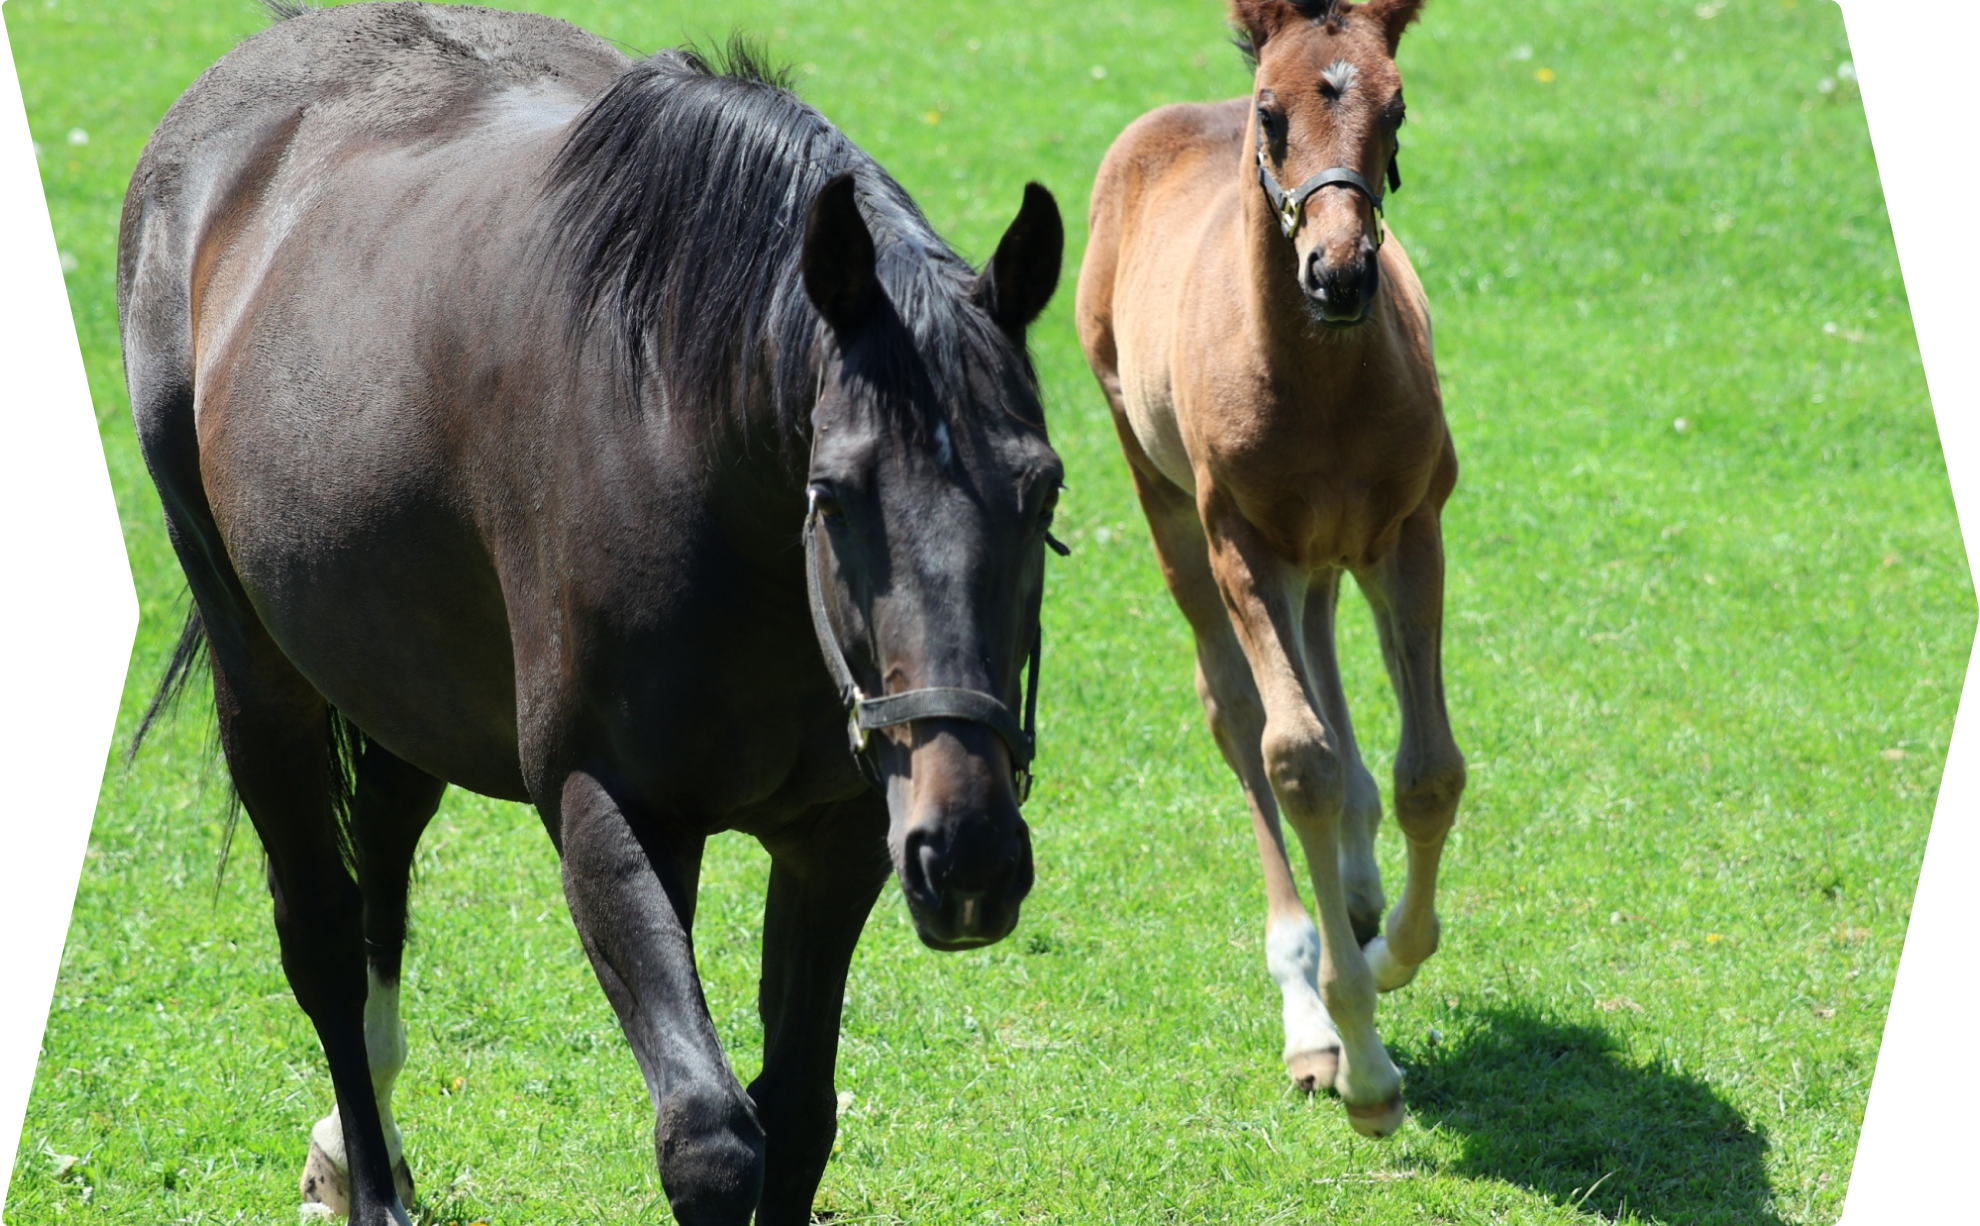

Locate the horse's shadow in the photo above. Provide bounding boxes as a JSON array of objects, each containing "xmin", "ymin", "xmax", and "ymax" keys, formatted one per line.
[{"xmin": 1397, "ymin": 1006, "xmax": 1787, "ymax": 1225}]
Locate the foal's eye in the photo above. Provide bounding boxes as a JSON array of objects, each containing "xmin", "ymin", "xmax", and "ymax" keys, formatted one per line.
[{"xmin": 1040, "ymin": 486, "xmax": 1060, "ymax": 530}]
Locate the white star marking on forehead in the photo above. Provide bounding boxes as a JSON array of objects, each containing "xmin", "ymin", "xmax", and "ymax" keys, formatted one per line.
[{"xmin": 1322, "ymin": 59, "xmax": 1359, "ymax": 95}]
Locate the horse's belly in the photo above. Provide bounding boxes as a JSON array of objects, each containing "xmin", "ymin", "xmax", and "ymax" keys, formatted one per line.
[{"xmin": 204, "ymin": 426, "xmax": 528, "ymax": 798}]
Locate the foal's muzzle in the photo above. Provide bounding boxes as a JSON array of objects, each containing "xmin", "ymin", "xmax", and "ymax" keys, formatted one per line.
[{"xmin": 1304, "ymin": 244, "xmax": 1381, "ymax": 325}]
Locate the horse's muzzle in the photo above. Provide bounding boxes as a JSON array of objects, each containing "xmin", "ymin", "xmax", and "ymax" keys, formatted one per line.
[
  {"xmin": 1304, "ymin": 244, "xmax": 1380, "ymax": 325},
  {"xmin": 898, "ymin": 813, "xmax": 1034, "ymax": 949}
]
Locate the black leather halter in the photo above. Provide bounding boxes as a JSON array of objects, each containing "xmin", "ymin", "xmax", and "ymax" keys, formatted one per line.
[
  {"xmin": 803, "ymin": 493, "xmax": 1045, "ymax": 803},
  {"xmin": 1254, "ymin": 121, "xmax": 1398, "ymax": 245}
]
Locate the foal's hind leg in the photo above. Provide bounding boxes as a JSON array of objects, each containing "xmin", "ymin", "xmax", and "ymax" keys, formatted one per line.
[
  {"xmin": 302, "ymin": 744, "xmax": 445, "ymax": 1215},
  {"xmin": 1125, "ymin": 463, "xmax": 1343, "ymax": 1093},
  {"xmin": 206, "ymin": 649, "xmax": 415, "ymax": 1226},
  {"xmin": 748, "ymin": 799, "xmax": 890, "ymax": 1226},
  {"xmin": 1300, "ymin": 571, "xmax": 1387, "ymax": 947},
  {"xmin": 1355, "ymin": 505, "xmax": 1465, "ymax": 992}
]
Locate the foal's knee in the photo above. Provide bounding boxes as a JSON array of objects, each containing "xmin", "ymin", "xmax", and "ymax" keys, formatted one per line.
[
  {"xmin": 1261, "ymin": 719, "xmax": 1345, "ymax": 820},
  {"xmin": 1393, "ymin": 750, "xmax": 1465, "ymax": 843},
  {"xmin": 655, "ymin": 1086, "xmax": 765, "ymax": 1225}
]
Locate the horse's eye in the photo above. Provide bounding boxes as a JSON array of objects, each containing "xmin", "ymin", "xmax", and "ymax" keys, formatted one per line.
[
  {"xmin": 1040, "ymin": 486, "xmax": 1061, "ymax": 529},
  {"xmin": 808, "ymin": 485, "xmax": 844, "ymax": 519}
]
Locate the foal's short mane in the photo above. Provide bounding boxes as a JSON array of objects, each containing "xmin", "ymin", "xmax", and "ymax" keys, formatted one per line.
[{"xmin": 545, "ymin": 40, "xmax": 1008, "ymax": 453}]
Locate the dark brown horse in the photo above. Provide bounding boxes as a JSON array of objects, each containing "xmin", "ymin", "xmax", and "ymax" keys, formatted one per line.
[
  {"xmin": 1076, "ymin": 0, "xmax": 1458, "ymax": 1138},
  {"xmin": 121, "ymin": 4, "xmax": 1064, "ymax": 1223}
]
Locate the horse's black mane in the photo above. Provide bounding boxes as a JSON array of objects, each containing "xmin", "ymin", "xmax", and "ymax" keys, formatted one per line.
[{"xmin": 545, "ymin": 39, "xmax": 1007, "ymax": 453}]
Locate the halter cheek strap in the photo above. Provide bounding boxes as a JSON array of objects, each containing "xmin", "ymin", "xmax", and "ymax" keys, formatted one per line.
[
  {"xmin": 803, "ymin": 495, "xmax": 1044, "ymax": 804},
  {"xmin": 1254, "ymin": 122, "xmax": 1393, "ymax": 245}
]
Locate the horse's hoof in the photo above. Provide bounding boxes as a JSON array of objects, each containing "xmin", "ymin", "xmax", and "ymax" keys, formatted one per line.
[
  {"xmin": 1285, "ymin": 1046, "xmax": 1341, "ymax": 1094},
  {"xmin": 392, "ymin": 1157, "xmax": 416, "ymax": 1211},
  {"xmin": 300, "ymin": 1139, "xmax": 350, "ymax": 1217},
  {"xmin": 1344, "ymin": 1094, "xmax": 1407, "ymax": 1138},
  {"xmin": 1363, "ymin": 937, "xmax": 1418, "ymax": 994}
]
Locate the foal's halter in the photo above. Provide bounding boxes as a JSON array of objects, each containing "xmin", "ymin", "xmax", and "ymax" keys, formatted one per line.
[
  {"xmin": 1254, "ymin": 120, "xmax": 1398, "ymax": 246},
  {"xmin": 803, "ymin": 493, "xmax": 1045, "ymax": 804}
]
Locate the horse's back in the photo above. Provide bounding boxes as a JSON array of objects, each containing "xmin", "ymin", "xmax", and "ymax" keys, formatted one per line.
[{"xmin": 120, "ymin": 2, "xmax": 624, "ymax": 416}]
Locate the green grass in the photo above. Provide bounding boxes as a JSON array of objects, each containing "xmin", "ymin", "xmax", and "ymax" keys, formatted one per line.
[{"xmin": 5, "ymin": 1, "xmax": 1964, "ymax": 1223}]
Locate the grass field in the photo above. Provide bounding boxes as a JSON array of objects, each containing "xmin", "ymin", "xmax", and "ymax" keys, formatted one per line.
[{"xmin": 5, "ymin": 1, "xmax": 1967, "ymax": 1223}]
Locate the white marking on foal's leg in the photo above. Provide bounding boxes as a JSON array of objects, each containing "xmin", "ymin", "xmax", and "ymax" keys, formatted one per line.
[
  {"xmin": 1266, "ymin": 913, "xmax": 1340, "ymax": 1089},
  {"xmin": 302, "ymin": 968, "xmax": 410, "ymax": 1211}
]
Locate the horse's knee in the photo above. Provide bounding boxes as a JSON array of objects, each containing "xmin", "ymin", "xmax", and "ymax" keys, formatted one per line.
[
  {"xmin": 1261, "ymin": 719, "xmax": 1344, "ymax": 819},
  {"xmin": 1394, "ymin": 751, "xmax": 1465, "ymax": 843},
  {"xmin": 655, "ymin": 1086, "xmax": 765, "ymax": 1225}
]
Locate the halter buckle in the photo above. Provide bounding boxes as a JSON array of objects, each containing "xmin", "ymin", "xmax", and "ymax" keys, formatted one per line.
[{"xmin": 1276, "ymin": 195, "xmax": 1303, "ymax": 240}]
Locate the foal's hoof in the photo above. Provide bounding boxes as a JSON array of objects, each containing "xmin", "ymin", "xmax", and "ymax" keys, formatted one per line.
[
  {"xmin": 1343, "ymin": 1094, "xmax": 1407, "ymax": 1139},
  {"xmin": 299, "ymin": 1141, "xmax": 414, "ymax": 1218},
  {"xmin": 1363, "ymin": 937, "xmax": 1419, "ymax": 994},
  {"xmin": 1285, "ymin": 1046, "xmax": 1341, "ymax": 1094},
  {"xmin": 301, "ymin": 1139, "xmax": 350, "ymax": 1216}
]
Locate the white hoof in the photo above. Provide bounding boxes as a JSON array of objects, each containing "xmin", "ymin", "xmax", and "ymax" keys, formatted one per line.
[
  {"xmin": 1284, "ymin": 1045, "xmax": 1341, "ymax": 1093},
  {"xmin": 1344, "ymin": 1094, "xmax": 1407, "ymax": 1138},
  {"xmin": 1364, "ymin": 936, "xmax": 1419, "ymax": 993},
  {"xmin": 299, "ymin": 1118, "xmax": 414, "ymax": 1218},
  {"xmin": 300, "ymin": 1138, "xmax": 350, "ymax": 1217}
]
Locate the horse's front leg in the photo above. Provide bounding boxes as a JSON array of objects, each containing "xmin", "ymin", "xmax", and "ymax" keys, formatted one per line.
[
  {"xmin": 1355, "ymin": 504, "xmax": 1466, "ymax": 992},
  {"xmin": 748, "ymin": 798, "xmax": 890, "ymax": 1226},
  {"xmin": 552, "ymin": 770, "xmax": 763, "ymax": 1225},
  {"xmin": 1201, "ymin": 489, "xmax": 1405, "ymax": 1138}
]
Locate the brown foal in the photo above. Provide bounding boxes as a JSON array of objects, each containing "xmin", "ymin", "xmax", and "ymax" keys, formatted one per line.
[{"xmin": 1076, "ymin": 0, "xmax": 1459, "ymax": 1137}]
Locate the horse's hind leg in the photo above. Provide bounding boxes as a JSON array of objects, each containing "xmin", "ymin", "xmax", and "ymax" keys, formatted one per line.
[
  {"xmin": 302, "ymin": 743, "xmax": 445, "ymax": 1215},
  {"xmin": 1355, "ymin": 504, "xmax": 1465, "ymax": 992},
  {"xmin": 748, "ymin": 798, "xmax": 889, "ymax": 1226},
  {"xmin": 1125, "ymin": 463, "xmax": 1344, "ymax": 1094},
  {"xmin": 1300, "ymin": 571, "xmax": 1387, "ymax": 947},
  {"xmin": 204, "ymin": 645, "xmax": 415, "ymax": 1226}
]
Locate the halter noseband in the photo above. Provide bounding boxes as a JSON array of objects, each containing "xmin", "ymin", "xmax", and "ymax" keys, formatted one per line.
[
  {"xmin": 1254, "ymin": 120, "xmax": 1397, "ymax": 246},
  {"xmin": 803, "ymin": 492, "xmax": 1045, "ymax": 804}
]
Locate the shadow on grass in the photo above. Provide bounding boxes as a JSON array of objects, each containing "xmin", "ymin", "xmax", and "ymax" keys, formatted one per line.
[{"xmin": 1401, "ymin": 1006, "xmax": 1783, "ymax": 1225}]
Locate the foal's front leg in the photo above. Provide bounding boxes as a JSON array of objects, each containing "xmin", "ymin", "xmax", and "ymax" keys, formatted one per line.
[
  {"xmin": 553, "ymin": 771, "xmax": 763, "ymax": 1225},
  {"xmin": 1356, "ymin": 505, "xmax": 1466, "ymax": 992},
  {"xmin": 748, "ymin": 799, "xmax": 890, "ymax": 1226},
  {"xmin": 1200, "ymin": 492, "xmax": 1405, "ymax": 1137}
]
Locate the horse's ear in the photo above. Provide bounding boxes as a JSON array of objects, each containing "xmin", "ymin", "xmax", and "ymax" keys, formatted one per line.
[
  {"xmin": 975, "ymin": 182, "xmax": 1063, "ymax": 340},
  {"xmin": 1361, "ymin": 0, "xmax": 1426, "ymax": 54},
  {"xmin": 803, "ymin": 173, "xmax": 881, "ymax": 343}
]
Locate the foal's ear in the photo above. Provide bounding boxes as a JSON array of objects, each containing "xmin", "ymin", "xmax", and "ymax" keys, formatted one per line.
[
  {"xmin": 803, "ymin": 172, "xmax": 881, "ymax": 343},
  {"xmin": 975, "ymin": 182, "xmax": 1063, "ymax": 340},
  {"xmin": 1361, "ymin": 0, "xmax": 1427, "ymax": 54},
  {"xmin": 1229, "ymin": 0, "xmax": 1330, "ymax": 52}
]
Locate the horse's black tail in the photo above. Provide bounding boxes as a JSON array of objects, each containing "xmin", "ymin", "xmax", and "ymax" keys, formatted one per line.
[
  {"xmin": 124, "ymin": 607, "xmax": 250, "ymax": 895},
  {"xmin": 127, "ymin": 606, "xmax": 208, "ymax": 766}
]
